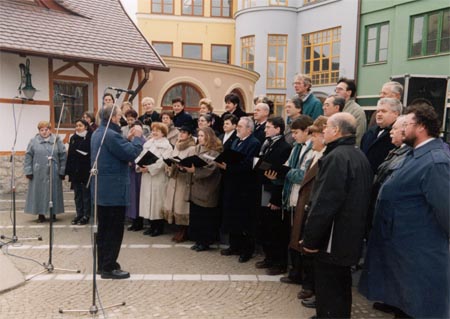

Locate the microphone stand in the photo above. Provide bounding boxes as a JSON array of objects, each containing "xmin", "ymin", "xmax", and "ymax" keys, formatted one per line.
[
  {"xmin": 59, "ymin": 90, "xmax": 126, "ymax": 315},
  {"xmin": 27, "ymin": 96, "xmax": 80, "ymax": 280},
  {"xmin": 0, "ymin": 98, "xmax": 42, "ymax": 248}
]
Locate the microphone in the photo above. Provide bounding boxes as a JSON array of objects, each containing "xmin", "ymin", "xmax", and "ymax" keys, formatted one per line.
[
  {"xmin": 57, "ymin": 93, "xmax": 76, "ymax": 99},
  {"xmin": 107, "ymin": 87, "xmax": 135, "ymax": 95}
]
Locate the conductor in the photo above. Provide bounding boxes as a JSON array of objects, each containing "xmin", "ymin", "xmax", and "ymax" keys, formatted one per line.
[{"xmin": 91, "ymin": 105, "xmax": 144, "ymax": 279}]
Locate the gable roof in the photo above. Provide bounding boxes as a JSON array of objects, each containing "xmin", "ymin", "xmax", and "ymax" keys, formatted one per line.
[{"xmin": 0, "ymin": 0, "xmax": 169, "ymax": 71}]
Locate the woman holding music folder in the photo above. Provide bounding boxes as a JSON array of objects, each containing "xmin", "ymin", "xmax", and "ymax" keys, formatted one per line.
[
  {"xmin": 181, "ymin": 127, "xmax": 223, "ymax": 251},
  {"xmin": 163, "ymin": 125, "xmax": 196, "ymax": 242},
  {"xmin": 65, "ymin": 119, "xmax": 92, "ymax": 225},
  {"xmin": 136, "ymin": 122, "xmax": 172, "ymax": 237}
]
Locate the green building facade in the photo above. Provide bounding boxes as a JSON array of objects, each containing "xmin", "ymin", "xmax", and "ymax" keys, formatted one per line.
[{"xmin": 357, "ymin": 0, "xmax": 450, "ymax": 139}]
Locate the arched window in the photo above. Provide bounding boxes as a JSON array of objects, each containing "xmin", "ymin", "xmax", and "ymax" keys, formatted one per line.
[
  {"xmin": 162, "ymin": 83, "xmax": 203, "ymax": 114},
  {"xmin": 230, "ymin": 88, "xmax": 246, "ymax": 112}
]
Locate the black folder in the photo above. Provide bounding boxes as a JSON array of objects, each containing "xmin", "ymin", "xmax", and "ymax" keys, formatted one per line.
[
  {"xmin": 163, "ymin": 155, "xmax": 208, "ymax": 168},
  {"xmin": 253, "ymin": 157, "xmax": 291, "ymax": 178},
  {"xmin": 135, "ymin": 150, "xmax": 159, "ymax": 167},
  {"xmin": 212, "ymin": 149, "xmax": 244, "ymax": 164}
]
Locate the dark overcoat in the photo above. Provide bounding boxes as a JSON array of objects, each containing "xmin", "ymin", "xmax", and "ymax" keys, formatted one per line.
[
  {"xmin": 258, "ymin": 137, "xmax": 292, "ymax": 206},
  {"xmin": 302, "ymin": 136, "xmax": 373, "ymax": 266},
  {"xmin": 221, "ymin": 135, "xmax": 261, "ymax": 233},
  {"xmin": 219, "ymin": 130, "xmax": 238, "ymax": 151},
  {"xmin": 65, "ymin": 131, "xmax": 92, "ymax": 184},
  {"xmin": 359, "ymin": 138, "xmax": 450, "ymax": 319},
  {"xmin": 361, "ymin": 125, "xmax": 395, "ymax": 174}
]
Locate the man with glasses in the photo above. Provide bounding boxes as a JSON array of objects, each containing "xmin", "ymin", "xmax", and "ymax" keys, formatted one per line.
[
  {"xmin": 293, "ymin": 74, "xmax": 323, "ymax": 120},
  {"xmin": 335, "ymin": 78, "xmax": 367, "ymax": 146},
  {"xmin": 359, "ymin": 99, "xmax": 450, "ymax": 319}
]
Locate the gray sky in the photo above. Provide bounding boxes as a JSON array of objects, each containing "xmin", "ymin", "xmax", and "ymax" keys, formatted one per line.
[{"xmin": 120, "ymin": 0, "xmax": 137, "ymax": 23}]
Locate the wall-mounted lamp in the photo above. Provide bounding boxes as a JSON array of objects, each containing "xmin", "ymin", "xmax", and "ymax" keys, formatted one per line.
[{"xmin": 18, "ymin": 58, "xmax": 36, "ymax": 100}]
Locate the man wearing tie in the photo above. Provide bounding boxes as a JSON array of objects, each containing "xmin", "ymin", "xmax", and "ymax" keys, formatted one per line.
[
  {"xmin": 360, "ymin": 98, "xmax": 402, "ymax": 173},
  {"xmin": 219, "ymin": 117, "xmax": 261, "ymax": 263}
]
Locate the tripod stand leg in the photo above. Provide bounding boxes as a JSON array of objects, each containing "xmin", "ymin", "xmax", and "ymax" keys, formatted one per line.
[{"xmin": 59, "ymin": 301, "xmax": 126, "ymax": 314}]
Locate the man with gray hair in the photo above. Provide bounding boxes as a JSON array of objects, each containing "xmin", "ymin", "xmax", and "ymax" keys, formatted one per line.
[
  {"xmin": 91, "ymin": 104, "xmax": 144, "ymax": 279},
  {"xmin": 253, "ymin": 102, "xmax": 270, "ymax": 143},
  {"xmin": 368, "ymin": 81, "xmax": 404, "ymax": 127},
  {"xmin": 361, "ymin": 98, "xmax": 402, "ymax": 173},
  {"xmin": 293, "ymin": 74, "xmax": 323, "ymax": 120},
  {"xmin": 379, "ymin": 81, "xmax": 403, "ymax": 100},
  {"xmin": 220, "ymin": 116, "xmax": 261, "ymax": 263},
  {"xmin": 302, "ymin": 112, "xmax": 373, "ymax": 318}
]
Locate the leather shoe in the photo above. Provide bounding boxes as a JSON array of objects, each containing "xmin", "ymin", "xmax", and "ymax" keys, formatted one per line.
[
  {"xmin": 77, "ymin": 216, "xmax": 89, "ymax": 225},
  {"xmin": 220, "ymin": 248, "xmax": 240, "ymax": 256},
  {"xmin": 266, "ymin": 266, "xmax": 286, "ymax": 276},
  {"xmin": 143, "ymin": 228, "xmax": 153, "ymax": 236},
  {"xmin": 301, "ymin": 296, "xmax": 316, "ymax": 308},
  {"xmin": 101, "ymin": 269, "xmax": 130, "ymax": 280},
  {"xmin": 255, "ymin": 259, "xmax": 273, "ymax": 269},
  {"xmin": 195, "ymin": 244, "xmax": 210, "ymax": 252},
  {"xmin": 238, "ymin": 254, "xmax": 252, "ymax": 263},
  {"xmin": 297, "ymin": 288, "xmax": 314, "ymax": 299},
  {"xmin": 280, "ymin": 276, "xmax": 302, "ymax": 285},
  {"xmin": 150, "ymin": 229, "xmax": 163, "ymax": 237}
]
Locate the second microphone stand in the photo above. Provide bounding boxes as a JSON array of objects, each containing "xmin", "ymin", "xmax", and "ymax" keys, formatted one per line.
[{"xmin": 27, "ymin": 96, "xmax": 80, "ymax": 280}]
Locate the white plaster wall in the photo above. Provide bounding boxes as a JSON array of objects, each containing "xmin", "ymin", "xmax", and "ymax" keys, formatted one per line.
[
  {"xmin": 0, "ymin": 53, "xmax": 49, "ymax": 100},
  {"xmin": 235, "ymin": 0, "xmax": 359, "ymax": 98},
  {"xmin": 0, "ymin": 103, "xmax": 50, "ymax": 152},
  {"xmin": 235, "ymin": 7, "xmax": 298, "ymax": 101},
  {"xmin": 0, "ymin": 53, "xmax": 51, "ymax": 152},
  {"xmin": 296, "ymin": 0, "xmax": 359, "ymax": 94},
  {"xmin": 98, "ymin": 65, "xmax": 139, "ymax": 110}
]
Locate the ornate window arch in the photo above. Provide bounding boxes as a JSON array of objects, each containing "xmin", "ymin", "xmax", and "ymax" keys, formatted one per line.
[{"xmin": 162, "ymin": 82, "xmax": 204, "ymax": 113}]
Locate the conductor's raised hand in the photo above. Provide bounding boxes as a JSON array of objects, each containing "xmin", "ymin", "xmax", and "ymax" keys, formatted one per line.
[{"xmin": 128, "ymin": 125, "xmax": 143, "ymax": 140}]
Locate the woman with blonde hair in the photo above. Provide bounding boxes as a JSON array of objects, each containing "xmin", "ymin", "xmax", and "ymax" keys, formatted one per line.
[
  {"xmin": 182, "ymin": 127, "xmax": 223, "ymax": 251},
  {"xmin": 24, "ymin": 121, "xmax": 67, "ymax": 222},
  {"xmin": 138, "ymin": 122, "xmax": 173, "ymax": 236},
  {"xmin": 198, "ymin": 97, "xmax": 223, "ymax": 135},
  {"xmin": 138, "ymin": 96, "xmax": 160, "ymax": 126}
]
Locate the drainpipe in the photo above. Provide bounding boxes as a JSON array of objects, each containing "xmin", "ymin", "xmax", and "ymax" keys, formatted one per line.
[
  {"xmin": 128, "ymin": 68, "xmax": 150, "ymax": 102},
  {"xmin": 354, "ymin": 0, "xmax": 361, "ymax": 83}
]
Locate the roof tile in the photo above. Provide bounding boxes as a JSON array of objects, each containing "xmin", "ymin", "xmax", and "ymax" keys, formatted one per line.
[{"xmin": 0, "ymin": 0, "xmax": 168, "ymax": 70}]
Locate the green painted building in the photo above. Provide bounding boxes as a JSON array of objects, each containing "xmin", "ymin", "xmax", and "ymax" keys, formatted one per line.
[{"xmin": 357, "ymin": 0, "xmax": 450, "ymax": 139}]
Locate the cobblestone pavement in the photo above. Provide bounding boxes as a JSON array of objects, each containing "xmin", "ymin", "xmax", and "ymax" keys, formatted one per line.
[{"xmin": 0, "ymin": 193, "xmax": 392, "ymax": 319}]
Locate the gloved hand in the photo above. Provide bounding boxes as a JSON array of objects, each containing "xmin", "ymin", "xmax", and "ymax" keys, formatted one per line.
[{"xmin": 26, "ymin": 174, "xmax": 33, "ymax": 180}]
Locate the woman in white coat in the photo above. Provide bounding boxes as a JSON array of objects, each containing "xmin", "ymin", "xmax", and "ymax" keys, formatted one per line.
[{"xmin": 138, "ymin": 122, "xmax": 173, "ymax": 236}]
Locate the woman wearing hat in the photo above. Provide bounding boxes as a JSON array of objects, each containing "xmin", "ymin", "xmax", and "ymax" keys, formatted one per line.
[{"xmin": 163, "ymin": 125, "xmax": 196, "ymax": 242}]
